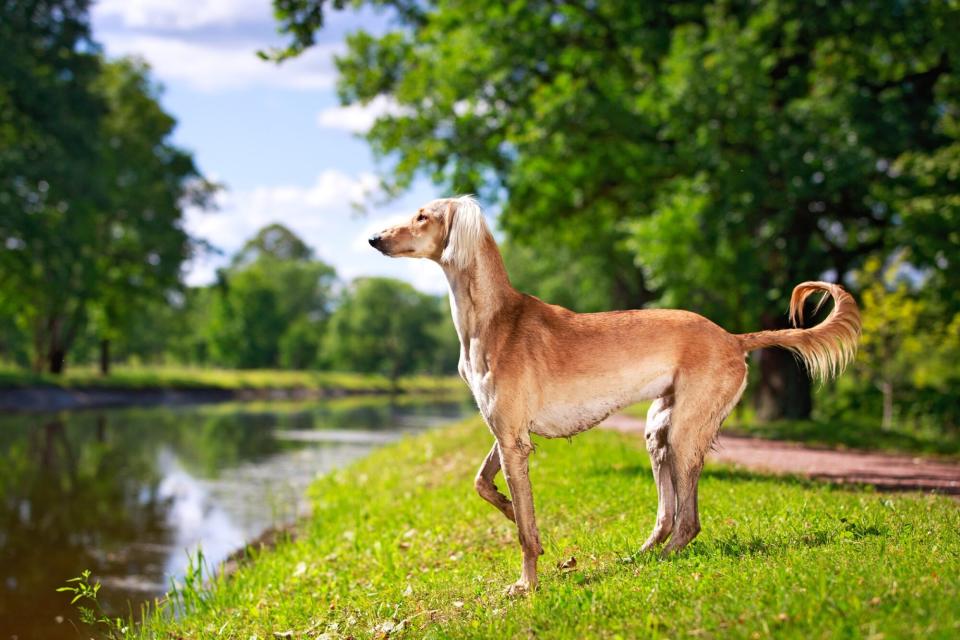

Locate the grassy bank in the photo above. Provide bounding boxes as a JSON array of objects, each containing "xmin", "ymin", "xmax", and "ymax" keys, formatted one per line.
[
  {"xmin": 0, "ymin": 365, "xmax": 461, "ymax": 394},
  {"xmin": 130, "ymin": 416, "xmax": 960, "ymax": 639}
]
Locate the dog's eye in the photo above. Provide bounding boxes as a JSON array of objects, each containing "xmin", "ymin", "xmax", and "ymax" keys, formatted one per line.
[{"xmin": 417, "ymin": 213, "xmax": 427, "ymax": 222}]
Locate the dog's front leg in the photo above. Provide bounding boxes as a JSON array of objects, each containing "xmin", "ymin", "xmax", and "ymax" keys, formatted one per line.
[
  {"xmin": 474, "ymin": 441, "xmax": 516, "ymax": 521},
  {"xmin": 498, "ymin": 436, "xmax": 543, "ymax": 595}
]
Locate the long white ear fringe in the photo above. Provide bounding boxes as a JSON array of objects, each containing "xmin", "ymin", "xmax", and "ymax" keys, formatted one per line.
[{"xmin": 441, "ymin": 195, "xmax": 487, "ymax": 269}]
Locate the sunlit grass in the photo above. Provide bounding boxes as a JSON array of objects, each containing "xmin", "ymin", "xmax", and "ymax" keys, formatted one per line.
[
  {"xmin": 132, "ymin": 417, "xmax": 960, "ymax": 639},
  {"xmin": 0, "ymin": 365, "xmax": 462, "ymax": 394}
]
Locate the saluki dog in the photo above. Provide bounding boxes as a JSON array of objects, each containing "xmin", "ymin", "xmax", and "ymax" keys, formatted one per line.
[{"xmin": 369, "ymin": 195, "xmax": 861, "ymax": 595}]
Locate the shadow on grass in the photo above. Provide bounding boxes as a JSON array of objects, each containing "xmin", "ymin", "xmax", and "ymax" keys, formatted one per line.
[
  {"xmin": 550, "ymin": 515, "xmax": 888, "ymax": 591},
  {"xmin": 590, "ymin": 460, "xmax": 844, "ymax": 492}
]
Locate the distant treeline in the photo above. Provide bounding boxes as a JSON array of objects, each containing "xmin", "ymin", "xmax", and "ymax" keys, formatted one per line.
[{"xmin": 0, "ymin": 223, "xmax": 460, "ymax": 382}]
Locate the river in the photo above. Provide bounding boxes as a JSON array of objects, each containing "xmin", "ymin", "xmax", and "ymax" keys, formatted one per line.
[{"xmin": 0, "ymin": 395, "xmax": 470, "ymax": 639}]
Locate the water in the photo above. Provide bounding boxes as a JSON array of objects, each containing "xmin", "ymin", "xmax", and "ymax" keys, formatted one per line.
[{"xmin": 0, "ymin": 395, "xmax": 470, "ymax": 639}]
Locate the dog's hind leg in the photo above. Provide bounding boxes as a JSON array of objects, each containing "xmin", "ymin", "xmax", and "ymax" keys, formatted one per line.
[
  {"xmin": 662, "ymin": 364, "xmax": 747, "ymax": 555},
  {"xmin": 640, "ymin": 395, "xmax": 676, "ymax": 552},
  {"xmin": 474, "ymin": 441, "xmax": 515, "ymax": 521}
]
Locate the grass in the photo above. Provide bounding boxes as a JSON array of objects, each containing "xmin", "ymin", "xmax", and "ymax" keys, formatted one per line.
[
  {"xmin": 131, "ymin": 416, "xmax": 960, "ymax": 639},
  {"xmin": 0, "ymin": 365, "xmax": 462, "ymax": 394}
]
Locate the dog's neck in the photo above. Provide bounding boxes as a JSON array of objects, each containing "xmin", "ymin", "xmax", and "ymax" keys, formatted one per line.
[{"xmin": 441, "ymin": 234, "xmax": 518, "ymax": 346}]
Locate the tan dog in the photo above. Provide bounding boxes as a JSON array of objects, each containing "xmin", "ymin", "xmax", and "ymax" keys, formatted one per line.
[{"xmin": 369, "ymin": 195, "xmax": 861, "ymax": 595}]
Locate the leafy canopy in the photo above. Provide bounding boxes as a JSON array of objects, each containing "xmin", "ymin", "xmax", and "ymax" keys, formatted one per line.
[{"xmin": 268, "ymin": 0, "xmax": 959, "ymax": 420}]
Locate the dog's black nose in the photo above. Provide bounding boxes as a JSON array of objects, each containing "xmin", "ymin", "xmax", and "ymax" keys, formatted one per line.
[{"xmin": 368, "ymin": 233, "xmax": 381, "ymax": 247}]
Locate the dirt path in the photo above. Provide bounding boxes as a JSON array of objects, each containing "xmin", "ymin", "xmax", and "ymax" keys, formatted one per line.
[{"xmin": 602, "ymin": 413, "xmax": 960, "ymax": 496}]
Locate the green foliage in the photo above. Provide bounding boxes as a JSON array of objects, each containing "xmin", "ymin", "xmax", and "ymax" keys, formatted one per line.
[
  {"xmin": 85, "ymin": 58, "xmax": 216, "ymax": 354},
  {"xmin": 2, "ymin": 217, "xmax": 461, "ymax": 379},
  {"xmin": 323, "ymin": 277, "xmax": 455, "ymax": 381},
  {"xmin": 57, "ymin": 570, "xmax": 126, "ymax": 638},
  {"xmin": 271, "ymin": 0, "xmax": 960, "ymax": 420},
  {"xmin": 133, "ymin": 417, "xmax": 960, "ymax": 638},
  {"xmin": 206, "ymin": 225, "xmax": 337, "ymax": 369},
  {"xmin": 502, "ymin": 239, "xmax": 617, "ymax": 312},
  {"xmin": 1, "ymin": 0, "xmax": 103, "ymax": 372},
  {"xmin": 167, "ymin": 550, "xmax": 213, "ymax": 621},
  {"xmin": 0, "ymin": 0, "xmax": 102, "ymax": 225},
  {"xmin": 0, "ymin": 1, "xmax": 213, "ymax": 373},
  {"xmin": 811, "ymin": 255, "xmax": 960, "ymax": 432}
]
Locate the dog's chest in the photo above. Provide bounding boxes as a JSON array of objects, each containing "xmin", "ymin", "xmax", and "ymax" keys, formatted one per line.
[{"xmin": 460, "ymin": 343, "xmax": 496, "ymax": 417}]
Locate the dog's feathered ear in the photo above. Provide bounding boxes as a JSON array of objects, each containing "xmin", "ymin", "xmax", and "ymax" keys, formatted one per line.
[{"xmin": 441, "ymin": 195, "xmax": 486, "ymax": 269}]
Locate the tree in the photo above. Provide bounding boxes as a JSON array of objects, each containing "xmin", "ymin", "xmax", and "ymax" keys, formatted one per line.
[
  {"xmin": 0, "ymin": 4, "xmax": 214, "ymax": 374},
  {"xmin": 87, "ymin": 58, "xmax": 216, "ymax": 374},
  {"xmin": 323, "ymin": 277, "xmax": 449, "ymax": 384},
  {"xmin": 0, "ymin": 0, "xmax": 104, "ymax": 372},
  {"xmin": 206, "ymin": 225, "xmax": 337, "ymax": 369},
  {"xmin": 270, "ymin": 0, "xmax": 959, "ymax": 419},
  {"xmin": 854, "ymin": 255, "xmax": 960, "ymax": 430},
  {"xmin": 76, "ymin": 287, "xmax": 213, "ymax": 367},
  {"xmin": 501, "ymin": 239, "xmax": 618, "ymax": 313},
  {"xmin": 855, "ymin": 256, "xmax": 923, "ymax": 429}
]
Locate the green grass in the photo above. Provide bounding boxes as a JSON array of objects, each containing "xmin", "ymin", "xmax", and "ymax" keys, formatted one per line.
[
  {"xmin": 0, "ymin": 365, "xmax": 462, "ymax": 394},
  {"xmin": 132, "ymin": 417, "xmax": 960, "ymax": 639}
]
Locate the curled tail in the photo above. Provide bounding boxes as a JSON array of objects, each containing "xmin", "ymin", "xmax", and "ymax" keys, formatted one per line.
[{"xmin": 737, "ymin": 281, "xmax": 862, "ymax": 382}]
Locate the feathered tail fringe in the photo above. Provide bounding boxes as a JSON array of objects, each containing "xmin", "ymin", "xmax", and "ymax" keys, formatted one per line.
[{"xmin": 737, "ymin": 281, "xmax": 862, "ymax": 382}]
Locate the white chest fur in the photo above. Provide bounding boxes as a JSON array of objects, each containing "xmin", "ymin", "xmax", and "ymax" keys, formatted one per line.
[{"xmin": 460, "ymin": 345, "xmax": 495, "ymax": 418}]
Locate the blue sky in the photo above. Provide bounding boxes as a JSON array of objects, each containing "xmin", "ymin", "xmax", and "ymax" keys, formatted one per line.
[{"xmin": 92, "ymin": 0, "xmax": 448, "ymax": 293}]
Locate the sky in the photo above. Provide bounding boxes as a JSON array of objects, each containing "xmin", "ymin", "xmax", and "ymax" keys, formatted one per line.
[{"xmin": 91, "ymin": 0, "xmax": 450, "ymax": 293}]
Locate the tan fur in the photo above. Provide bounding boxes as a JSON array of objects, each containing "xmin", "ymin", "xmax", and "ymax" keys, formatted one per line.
[
  {"xmin": 369, "ymin": 197, "xmax": 862, "ymax": 594},
  {"xmin": 738, "ymin": 282, "xmax": 861, "ymax": 382}
]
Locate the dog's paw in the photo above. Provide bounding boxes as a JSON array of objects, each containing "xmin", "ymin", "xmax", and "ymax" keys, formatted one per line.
[
  {"xmin": 639, "ymin": 539, "xmax": 658, "ymax": 554},
  {"xmin": 503, "ymin": 579, "xmax": 533, "ymax": 597}
]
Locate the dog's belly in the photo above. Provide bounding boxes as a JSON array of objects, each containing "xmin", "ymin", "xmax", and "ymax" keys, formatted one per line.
[
  {"xmin": 529, "ymin": 398, "xmax": 625, "ymax": 438},
  {"xmin": 529, "ymin": 373, "xmax": 673, "ymax": 438}
]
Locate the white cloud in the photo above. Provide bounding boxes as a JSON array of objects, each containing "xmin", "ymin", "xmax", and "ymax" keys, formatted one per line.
[
  {"xmin": 186, "ymin": 169, "xmax": 378, "ymax": 256},
  {"xmin": 316, "ymin": 95, "xmax": 408, "ymax": 133},
  {"xmin": 183, "ymin": 170, "xmax": 448, "ymax": 293},
  {"xmin": 94, "ymin": 0, "xmax": 269, "ymax": 30},
  {"xmin": 101, "ymin": 34, "xmax": 341, "ymax": 92}
]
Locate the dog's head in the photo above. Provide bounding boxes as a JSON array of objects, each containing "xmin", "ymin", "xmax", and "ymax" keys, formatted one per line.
[{"xmin": 368, "ymin": 195, "xmax": 486, "ymax": 269}]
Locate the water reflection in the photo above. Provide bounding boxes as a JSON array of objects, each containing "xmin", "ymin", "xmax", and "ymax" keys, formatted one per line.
[{"xmin": 0, "ymin": 395, "xmax": 469, "ymax": 640}]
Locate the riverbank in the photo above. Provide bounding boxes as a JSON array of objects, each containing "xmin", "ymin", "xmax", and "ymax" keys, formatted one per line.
[
  {"xmin": 0, "ymin": 367, "xmax": 463, "ymax": 412},
  {"xmin": 129, "ymin": 416, "xmax": 960, "ymax": 639}
]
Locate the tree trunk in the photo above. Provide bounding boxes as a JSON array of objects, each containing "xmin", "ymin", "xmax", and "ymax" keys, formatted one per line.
[
  {"xmin": 39, "ymin": 310, "xmax": 82, "ymax": 375},
  {"xmin": 753, "ymin": 315, "xmax": 813, "ymax": 421},
  {"xmin": 99, "ymin": 338, "xmax": 111, "ymax": 376},
  {"xmin": 48, "ymin": 347, "xmax": 67, "ymax": 374},
  {"xmin": 880, "ymin": 380, "xmax": 894, "ymax": 430},
  {"xmin": 32, "ymin": 317, "xmax": 48, "ymax": 373}
]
